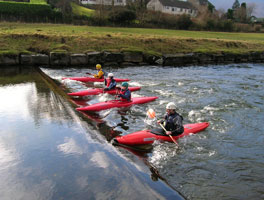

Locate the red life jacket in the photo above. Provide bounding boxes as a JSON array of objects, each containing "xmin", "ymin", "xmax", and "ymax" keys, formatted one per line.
[
  {"xmin": 119, "ymin": 89, "xmax": 131, "ymax": 102},
  {"xmin": 120, "ymin": 89, "xmax": 125, "ymax": 95},
  {"xmin": 106, "ymin": 78, "xmax": 111, "ymax": 87}
]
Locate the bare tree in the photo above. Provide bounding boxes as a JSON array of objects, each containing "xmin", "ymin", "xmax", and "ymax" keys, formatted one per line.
[
  {"xmin": 234, "ymin": 2, "xmax": 247, "ymax": 22},
  {"xmin": 216, "ymin": 8, "xmax": 226, "ymax": 19},
  {"xmin": 247, "ymin": 3, "xmax": 256, "ymax": 18}
]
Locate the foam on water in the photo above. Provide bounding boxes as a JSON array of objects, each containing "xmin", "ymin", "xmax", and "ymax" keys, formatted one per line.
[
  {"xmin": 188, "ymin": 110, "xmax": 202, "ymax": 118},
  {"xmin": 178, "ymin": 82, "xmax": 184, "ymax": 86},
  {"xmin": 154, "ymin": 89, "xmax": 174, "ymax": 97},
  {"xmin": 159, "ymin": 100, "xmax": 169, "ymax": 105},
  {"xmin": 128, "ymin": 81, "xmax": 142, "ymax": 87},
  {"xmin": 202, "ymin": 105, "xmax": 220, "ymax": 112},
  {"xmin": 149, "ymin": 142, "xmax": 178, "ymax": 168},
  {"xmin": 98, "ymin": 93, "xmax": 112, "ymax": 102}
]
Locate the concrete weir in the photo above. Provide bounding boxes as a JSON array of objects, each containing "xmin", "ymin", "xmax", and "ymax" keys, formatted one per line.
[{"xmin": 0, "ymin": 51, "xmax": 264, "ymax": 67}]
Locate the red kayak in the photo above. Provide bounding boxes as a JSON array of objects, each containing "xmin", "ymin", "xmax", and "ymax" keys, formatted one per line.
[
  {"xmin": 62, "ymin": 77, "xmax": 130, "ymax": 83},
  {"xmin": 114, "ymin": 122, "xmax": 210, "ymax": 146},
  {"xmin": 70, "ymin": 99, "xmax": 89, "ymax": 107},
  {"xmin": 68, "ymin": 87, "xmax": 141, "ymax": 96},
  {"xmin": 76, "ymin": 96, "xmax": 158, "ymax": 112}
]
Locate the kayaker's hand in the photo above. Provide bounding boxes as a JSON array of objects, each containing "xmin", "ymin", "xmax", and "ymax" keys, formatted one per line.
[
  {"xmin": 166, "ymin": 131, "xmax": 172, "ymax": 135},
  {"xmin": 104, "ymin": 88, "xmax": 109, "ymax": 91},
  {"xmin": 86, "ymin": 72, "xmax": 91, "ymax": 75},
  {"xmin": 157, "ymin": 120, "xmax": 161, "ymax": 124}
]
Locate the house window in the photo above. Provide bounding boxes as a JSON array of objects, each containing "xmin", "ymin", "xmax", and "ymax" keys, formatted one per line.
[
  {"xmin": 166, "ymin": 6, "xmax": 170, "ymax": 9},
  {"xmin": 172, "ymin": 8, "xmax": 174, "ymax": 11},
  {"xmin": 180, "ymin": 8, "xmax": 182, "ymax": 12}
]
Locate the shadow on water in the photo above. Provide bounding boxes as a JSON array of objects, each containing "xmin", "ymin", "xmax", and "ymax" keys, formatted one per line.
[{"xmin": 0, "ymin": 66, "xmax": 185, "ymax": 199}]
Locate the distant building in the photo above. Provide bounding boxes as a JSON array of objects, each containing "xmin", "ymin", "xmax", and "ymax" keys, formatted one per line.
[
  {"xmin": 147, "ymin": 0, "xmax": 197, "ymax": 17},
  {"xmin": 189, "ymin": 0, "xmax": 208, "ymax": 6},
  {"xmin": 79, "ymin": 0, "xmax": 127, "ymax": 6}
]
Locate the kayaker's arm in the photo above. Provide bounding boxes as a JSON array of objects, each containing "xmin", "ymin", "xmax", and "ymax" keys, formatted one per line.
[
  {"xmin": 93, "ymin": 70, "xmax": 104, "ymax": 79},
  {"xmin": 157, "ymin": 114, "xmax": 166, "ymax": 125},
  {"xmin": 171, "ymin": 116, "xmax": 184, "ymax": 135},
  {"xmin": 108, "ymin": 80, "xmax": 116, "ymax": 90},
  {"xmin": 104, "ymin": 80, "xmax": 117, "ymax": 91},
  {"xmin": 118, "ymin": 90, "xmax": 131, "ymax": 101}
]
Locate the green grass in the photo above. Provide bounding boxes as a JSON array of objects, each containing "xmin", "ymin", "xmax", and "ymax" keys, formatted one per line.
[
  {"xmin": 71, "ymin": 2, "xmax": 94, "ymax": 17},
  {"xmin": 0, "ymin": 0, "xmax": 47, "ymax": 4},
  {"xmin": 0, "ymin": 22, "xmax": 264, "ymax": 55},
  {"xmin": 30, "ymin": 0, "xmax": 47, "ymax": 4}
]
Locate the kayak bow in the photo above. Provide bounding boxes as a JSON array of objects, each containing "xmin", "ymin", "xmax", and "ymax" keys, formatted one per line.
[
  {"xmin": 62, "ymin": 77, "xmax": 130, "ymax": 83},
  {"xmin": 76, "ymin": 96, "xmax": 158, "ymax": 112},
  {"xmin": 68, "ymin": 87, "xmax": 141, "ymax": 96}
]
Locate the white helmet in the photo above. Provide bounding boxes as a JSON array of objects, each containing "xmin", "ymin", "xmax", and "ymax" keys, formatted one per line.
[
  {"xmin": 166, "ymin": 102, "xmax": 176, "ymax": 110},
  {"xmin": 108, "ymin": 73, "xmax": 114, "ymax": 77}
]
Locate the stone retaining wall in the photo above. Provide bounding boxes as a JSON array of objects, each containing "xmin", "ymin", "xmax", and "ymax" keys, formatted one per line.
[{"xmin": 1, "ymin": 51, "xmax": 264, "ymax": 67}]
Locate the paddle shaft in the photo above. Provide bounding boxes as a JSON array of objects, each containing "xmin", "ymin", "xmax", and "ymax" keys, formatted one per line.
[
  {"xmin": 114, "ymin": 87, "xmax": 121, "ymax": 99},
  {"xmin": 159, "ymin": 123, "xmax": 178, "ymax": 145}
]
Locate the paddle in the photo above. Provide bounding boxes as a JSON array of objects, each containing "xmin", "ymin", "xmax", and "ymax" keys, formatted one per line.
[
  {"xmin": 146, "ymin": 108, "xmax": 178, "ymax": 146},
  {"xmin": 85, "ymin": 72, "xmax": 92, "ymax": 75}
]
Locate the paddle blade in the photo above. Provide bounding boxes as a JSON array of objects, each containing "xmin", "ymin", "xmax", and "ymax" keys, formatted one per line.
[{"xmin": 147, "ymin": 109, "xmax": 156, "ymax": 119}]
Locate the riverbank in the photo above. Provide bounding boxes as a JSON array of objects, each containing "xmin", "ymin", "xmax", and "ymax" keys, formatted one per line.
[
  {"xmin": 1, "ymin": 51, "xmax": 264, "ymax": 67},
  {"xmin": 1, "ymin": 22, "xmax": 264, "ymax": 66}
]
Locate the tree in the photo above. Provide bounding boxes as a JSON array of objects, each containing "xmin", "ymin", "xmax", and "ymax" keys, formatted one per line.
[
  {"xmin": 56, "ymin": 0, "xmax": 72, "ymax": 13},
  {"xmin": 208, "ymin": 2, "xmax": 215, "ymax": 13},
  {"xmin": 246, "ymin": 3, "xmax": 256, "ymax": 18},
  {"xmin": 177, "ymin": 14, "xmax": 193, "ymax": 30},
  {"xmin": 227, "ymin": 9, "xmax": 234, "ymax": 20},
  {"xmin": 109, "ymin": 8, "xmax": 136, "ymax": 25},
  {"xmin": 216, "ymin": 8, "xmax": 226, "ymax": 19},
  {"xmin": 235, "ymin": 2, "xmax": 247, "ymax": 22},
  {"xmin": 232, "ymin": 0, "xmax": 240, "ymax": 10}
]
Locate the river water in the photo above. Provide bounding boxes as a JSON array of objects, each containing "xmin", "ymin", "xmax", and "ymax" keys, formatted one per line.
[{"xmin": 1, "ymin": 64, "xmax": 264, "ymax": 199}]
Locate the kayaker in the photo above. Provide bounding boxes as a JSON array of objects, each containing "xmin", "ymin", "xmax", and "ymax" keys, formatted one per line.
[
  {"xmin": 104, "ymin": 73, "xmax": 116, "ymax": 91},
  {"xmin": 156, "ymin": 102, "xmax": 184, "ymax": 136},
  {"xmin": 92, "ymin": 64, "xmax": 108, "ymax": 79},
  {"xmin": 117, "ymin": 82, "xmax": 131, "ymax": 102}
]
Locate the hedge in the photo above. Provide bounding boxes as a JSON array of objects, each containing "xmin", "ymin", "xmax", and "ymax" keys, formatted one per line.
[{"xmin": 0, "ymin": 1, "xmax": 62, "ymax": 22}]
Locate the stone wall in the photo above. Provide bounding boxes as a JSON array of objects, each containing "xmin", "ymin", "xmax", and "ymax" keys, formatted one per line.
[{"xmin": 0, "ymin": 51, "xmax": 264, "ymax": 67}]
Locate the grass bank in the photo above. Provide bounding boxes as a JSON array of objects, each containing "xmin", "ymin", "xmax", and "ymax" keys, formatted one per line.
[{"xmin": 0, "ymin": 22, "xmax": 264, "ymax": 55}]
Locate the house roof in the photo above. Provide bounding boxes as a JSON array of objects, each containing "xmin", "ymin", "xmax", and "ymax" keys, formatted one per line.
[
  {"xmin": 198, "ymin": 0, "xmax": 208, "ymax": 5},
  {"xmin": 159, "ymin": 0, "xmax": 195, "ymax": 9}
]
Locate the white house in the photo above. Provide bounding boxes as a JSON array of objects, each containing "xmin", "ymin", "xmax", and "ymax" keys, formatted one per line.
[
  {"xmin": 79, "ymin": 0, "xmax": 127, "ymax": 6},
  {"xmin": 147, "ymin": 0, "xmax": 197, "ymax": 17}
]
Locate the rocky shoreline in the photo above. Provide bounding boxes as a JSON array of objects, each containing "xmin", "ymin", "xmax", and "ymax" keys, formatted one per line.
[{"xmin": 0, "ymin": 51, "xmax": 264, "ymax": 67}]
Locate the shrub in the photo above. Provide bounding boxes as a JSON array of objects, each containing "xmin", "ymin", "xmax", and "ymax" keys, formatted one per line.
[
  {"xmin": 222, "ymin": 20, "xmax": 234, "ymax": 32},
  {"xmin": 254, "ymin": 25, "xmax": 262, "ymax": 32},
  {"xmin": 176, "ymin": 14, "xmax": 193, "ymax": 30},
  {"xmin": 0, "ymin": 1, "xmax": 62, "ymax": 22},
  {"xmin": 109, "ymin": 8, "xmax": 136, "ymax": 25},
  {"xmin": 206, "ymin": 19, "xmax": 216, "ymax": 30}
]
